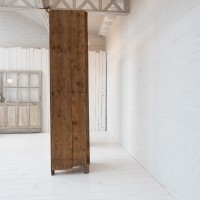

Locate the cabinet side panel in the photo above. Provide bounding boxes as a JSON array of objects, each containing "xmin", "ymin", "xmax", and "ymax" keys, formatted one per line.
[
  {"xmin": 70, "ymin": 11, "xmax": 89, "ymax": 167},
  {"xmin": 50, "ymin": 11, "xmax": 73, "ymax": 170},
  {"xmin": 72, "ymin": 93, "xmax": 87, "ymax": 166},
  {"xmin": 85, "ymin": 13, "xmax": 90, "ymax": 165}
]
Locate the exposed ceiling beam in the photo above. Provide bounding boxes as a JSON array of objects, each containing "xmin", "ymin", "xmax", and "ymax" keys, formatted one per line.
[
  {"xmin": 0, "ymin": 0, "xmax": 129, "ymax": 15},
  {"xmin": 42, "ymin": 0, "xmax": 50, "ymax": 8},
  {"xmin": 35, "ymin": 0, "xmax": 49, "ymax": 32},
  {"xmin": 99, "ymin": 15, "xmax": 116, "ymax": 37}
]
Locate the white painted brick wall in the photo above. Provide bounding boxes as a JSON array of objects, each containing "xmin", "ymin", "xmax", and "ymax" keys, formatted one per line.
[
  {"xmin": 0, "ymin": 11, "xmax": 48, "ymax": 48},
  {"xmin": 106, "ymin": 0, "xmax": 200, "ymax": 200}
]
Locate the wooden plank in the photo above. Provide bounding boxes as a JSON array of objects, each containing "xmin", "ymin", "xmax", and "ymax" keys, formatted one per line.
[
  {"xmin": 50, "ymin": 10, "xmax": 73, "ymax": 171},
  {"xmin": 0, "ymin": 106, "xmax": 5, "ymax": 127},
  {"xmin": 84, "ymin": 12, "xmax": 90, "ymax": 167},
  {"xmin": 72, "ymin": 93, "xmax": 86, "ymax": 166},
  {"xmin": 7, "ymin": 106, "xmax": 17, "ymax": 127},
  {"xmin": 18, "ymin": 106, "xmax": 29, "ymax": 127},
  {"xmin": 71, "ymin": 11, "xmax": 87, "ymax": 93},
  {"xmin": 30, "ymin": 105, "xmax": 39, "ymax": 127},
  {"xmin": 41, "ymin": 48, "xmax": 49, "ymax": 133},
  {"xmin": 89, "ymin": 51, "xmax": 96, "ymax": 131},
  {"xmin": 88, "ymin": 51, "xmax": 107, "ymax": 132},
  {"xmin": 101, "ymin": 51, "xmax": 107, "ymax": 131},
  {"xmin": 99, "ymin": 51, "xmax": 103, "ymax": 131},
  {"xmin": 98, "ymin": 51, "xmax": 107, "ymax": 131},
  {"xmin": 95, "ymin": 52, "xmax": 100, "ymax": 131}
]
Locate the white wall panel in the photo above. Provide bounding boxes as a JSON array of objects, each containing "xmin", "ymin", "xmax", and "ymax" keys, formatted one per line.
[
  {"xmin": 89, "ymin": 51, "xmax": 107, "ymax": 132},
  {"xmin": 0, "ymin": 48, "xmax": 106, "ymax": 133},
  {"xmin": 0, "ymin": 47, "xmax": 49, "ymax": 132}
]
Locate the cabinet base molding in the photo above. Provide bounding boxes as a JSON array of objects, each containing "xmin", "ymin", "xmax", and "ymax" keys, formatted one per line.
[
  {"xmin": 51, "ymin": 165, "xmax": 90, "ymax": 176},
  {"xmin": 0, "ymin": 128, "xmax": 41, "ymax": 134}
]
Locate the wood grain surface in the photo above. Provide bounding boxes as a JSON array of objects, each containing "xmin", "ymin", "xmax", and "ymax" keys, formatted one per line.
[{"xmin": 50, "ymin": 10, "xmax": 89, "ymax": 174}]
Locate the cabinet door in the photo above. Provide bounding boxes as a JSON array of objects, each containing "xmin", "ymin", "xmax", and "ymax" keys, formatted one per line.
[
  {"xmin": 7, "ymin": 106, "xmax": 17, "ymax": 127},
  {"xmin": 30, "ymin": 105, "xmax": 40, "ymax": 127},
  {"xmin": 0, "ymin": 106, "xmax": 5, "ymax": 127},
  {"xmin": 18, "ymin": 106, "xmax": 29, "ymax": 127}
]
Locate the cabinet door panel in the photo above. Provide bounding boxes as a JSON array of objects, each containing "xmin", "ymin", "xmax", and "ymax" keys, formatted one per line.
[
  {"xmin": 30, "ymin": 105, "xmax": 40, "ymax": 127},
  {"xmin": 18, "ymin": 106, "xmax": 29, "ymax": 127}
]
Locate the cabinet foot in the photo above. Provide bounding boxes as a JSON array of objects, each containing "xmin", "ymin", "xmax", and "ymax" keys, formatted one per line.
[
  {"xmin": 51, "ymin": 170, "xmax": 55, "ymax": 176},
  {"xmin": 84, "ymin": 164, "xmax": 89, "ymax": 174}
]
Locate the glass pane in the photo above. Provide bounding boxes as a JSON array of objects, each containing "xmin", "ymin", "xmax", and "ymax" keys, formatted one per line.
[
  {"xmin": 18, "ymin": 88, "xmax": 29, "ymax": 103},
  {"xmin": 19, "ymin": 73, "xmax": 29, "ymax": 87},
  {"xmin": 30, "ymin": 73, "xmax": 39, "ymax": 87},
  {"xmin": 0, "ymin": 88, "xmax": 6, "ymax": 102},
  {"xmin": 0, "ymin": 72, "xmax": 7, "ymax": 87},
  {"xmin": 7, "ymin": 73, "xmax": 17, "ymax": 87},
  {"xmin": 30, "ymin": 88, "xmax": 39, "ymax": 102},
  {"xmin": 7, "ymin": 88, "xmax": 17, "ymax": 102}
]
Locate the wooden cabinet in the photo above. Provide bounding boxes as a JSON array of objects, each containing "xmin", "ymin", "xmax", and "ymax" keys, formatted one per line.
[
  {"xmin": 0, "ymin": 71, "xmax": 41, "ymax": 133},
  {"xmin": 50, "ymin": 10, "xmax": 89, "ymax": 174}
]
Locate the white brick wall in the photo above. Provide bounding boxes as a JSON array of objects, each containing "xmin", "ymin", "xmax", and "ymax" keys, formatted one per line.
[
  {"xmin": 106, "ymin": 0, "xmax": 200, "ymax": 200},
  {"xmin": 0, "ymin": 11, "xmax": 48, "ymax": 48}
]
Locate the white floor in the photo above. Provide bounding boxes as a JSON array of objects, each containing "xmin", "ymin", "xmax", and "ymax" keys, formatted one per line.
[{"xmin": 0, "ymin": 132, "xmax": 174, "ymax": 200}]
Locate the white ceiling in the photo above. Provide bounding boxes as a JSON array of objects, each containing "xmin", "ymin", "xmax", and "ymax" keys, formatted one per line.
[
  {"xmin": 0, "ymin": 10, "xmax": 106, "ymax": 48},
  {"xmin": 16, "ymin": 10, "xmax": 105, "ymax": 36},
  {"xmin": 0, "ymin": 10, "xmax": 48, "ymax": 48},
  {"xmin": 88, "ymin": 13, "xmax": 105, "ymax": 35},
  {"xmin": 16, "ymin": 10, "xmax": 46, "ymax": 28}
]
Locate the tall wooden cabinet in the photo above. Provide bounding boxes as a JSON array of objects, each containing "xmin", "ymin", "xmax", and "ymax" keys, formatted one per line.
[{"xmin": 50, "ymin": 10, "xmax": 89, "ymax": 174}]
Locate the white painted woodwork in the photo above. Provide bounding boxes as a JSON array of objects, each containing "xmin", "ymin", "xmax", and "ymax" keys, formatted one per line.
[
  {"xmin": 18, "ymin": 106, "xmax": 29, "ymax": 127},
  {"xmin": 89, "ymin": 51, "xmax": 107, "ymax": 132},
  {"xmin": 0, "ymin": 132, "xmax": 173, "ymax": 200},
  {"xmin": 0, "ymin": 0, "xmax": 129, "ymax": 15},
  {"xmin": 106, "ymin": 1, "xmax": 200, "ymax": 200},
  {"xmin": 0, "ymin": 106, "xmax": 5, "ymax": 127},
  {"xmin": 0, "ymin": 48, "xmax": 49, "ymax": 132},
  {"xmin": 88, "ymin": 35, "xmax": 105, "ymax": 51},
  {"xmin": 0, "ymin": 48, "xmax": 106, "ymax": 133},
  {"xmin": 0, "ymin": 70, "xmax": 42, "ymax": 133},
  {"xmin": 0, "ymin": 103, "xmax": 41, "ymax": 132},
  {"xmin": 99, "ymin": 15, "xmax": 116, "ymax": 36},
  {"xmin": 7, "ymin": 106, "xmax": 17, "ymax": 127},
  {"xmin": 30, "ymin": 105, "xmax": 40, "ymax": 127}
]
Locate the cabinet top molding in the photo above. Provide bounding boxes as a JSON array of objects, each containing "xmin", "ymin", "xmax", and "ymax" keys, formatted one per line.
[{"xmin": 0, "ymin": 0, "xmax": 129, "ymax": 15}]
